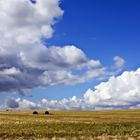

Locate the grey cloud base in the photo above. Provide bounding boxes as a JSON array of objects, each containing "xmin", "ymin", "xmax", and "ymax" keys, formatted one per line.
[{"xmin": 0, "ymin": 44, "xmax": 104, "ymax": 93}]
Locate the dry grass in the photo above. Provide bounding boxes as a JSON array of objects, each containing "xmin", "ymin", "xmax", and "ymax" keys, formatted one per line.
[{"xmin": 0, "ymin": 110, "xmax": 140, "ymax": 139}]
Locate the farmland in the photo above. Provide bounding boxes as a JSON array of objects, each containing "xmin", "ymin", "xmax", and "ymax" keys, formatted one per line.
[{"xmin": 0, "ymin": 110, "xmax": 140, "ymax": 140}]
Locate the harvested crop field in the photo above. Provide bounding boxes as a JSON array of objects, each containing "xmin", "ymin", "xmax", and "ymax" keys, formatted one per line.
[{"xmin": 0, "ymin": 110, "xmax": 140, "ymax": 140}]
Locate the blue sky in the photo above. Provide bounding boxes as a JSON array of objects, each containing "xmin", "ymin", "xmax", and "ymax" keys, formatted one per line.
[
  {"xmin": 0, "ymin": 0, "xmax": 140, "ymax": 110},
  {"xmin": 50, "ymin": 0, "xmax": 140, "ymax": 69},
  {"xmin": 40, "ymin": 0, "xmax": 140, "ymax": 99}
]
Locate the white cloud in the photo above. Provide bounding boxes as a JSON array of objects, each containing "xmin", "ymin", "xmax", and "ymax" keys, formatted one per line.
[
  {"xmin": 0, "ymin": 0, "xmax": 63, "ymax": 44},
  {"xmin": 20, "ymin": 45, "xmax": 101, "ymax": 70},
  {"xmin": 84, "ymin": 68, "xmax": 140, "ymax": 109},
  {"xmin": 16, "ymin": 98, "xmax": 40, "ymax": 109},
  {"xmin": 9, "ymin": 68, "xmax": 140, "ymax": 110},
  {"xmin": 0, "ymin": 67, "xmax": 21, "ymax": 75},
  {"xmin": 0, "ymin": 0, "xmax": 125, "ymax": 95},
  {"xmin": 113, "ymin": 56, "xmax": 125, "ymax": 69}
]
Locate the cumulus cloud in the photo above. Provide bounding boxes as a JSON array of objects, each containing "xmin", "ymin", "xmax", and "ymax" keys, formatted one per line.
[
  {"xmin": 9, "ymin": 68, "xmax": 140, "ymax": 110},
  {"xmin": 113, "ymin": 56, "xmax": 125, "ymax": 70},
  {"xmin": 0, "ymin": 44, "xmax": 104, "ymax": 93},
  {"xmin": 0, "ymin": 0, "xmax": 63, "ymax": 44},
  {"xmin": 5, "ymin": 98, "xmax": 19, "ymax": 108},
  {"xmin": 84, "ymin": 68, "xmax": 140, "ymax": 109},
  {"xmin": 16, "ymin": 98, "xmax": 40, "ymax": 110},
  {"xmin": 0, "ymin": 0, "xmax": 125, "ymax": 96},
  {"xmin": 0, "ymin": 0, "xmax": 109, "ymax": 94}
]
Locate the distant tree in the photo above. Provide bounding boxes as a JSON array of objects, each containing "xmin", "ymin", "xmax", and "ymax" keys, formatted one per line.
[
  {"xmin": 45, "ymin": 111, "xmax": 49, "ymax": 115},
  {"xmin": 33, "ymin": 111, "xmax": 38, "ymax": 115}
]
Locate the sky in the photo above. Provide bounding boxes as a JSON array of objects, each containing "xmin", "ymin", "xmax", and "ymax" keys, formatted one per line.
[{"xmin": 0, "ymin": 0, "xmax": 140, "ymax": 110}]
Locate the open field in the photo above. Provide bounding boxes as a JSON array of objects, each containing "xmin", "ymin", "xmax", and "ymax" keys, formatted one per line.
[{"xmin": 0, "ymin": 110, "xmax": 140, "ymax": 140}]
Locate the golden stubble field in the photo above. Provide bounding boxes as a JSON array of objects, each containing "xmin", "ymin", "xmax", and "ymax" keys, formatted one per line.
[{"xmin": 0, "ymin": 110, "xmax": 140, "ymax": 140}]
